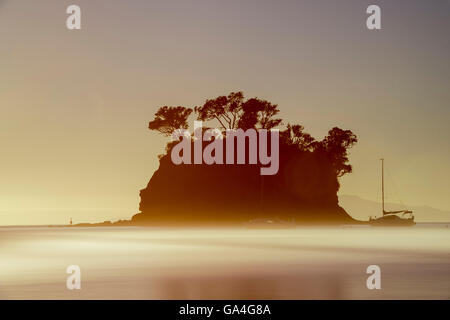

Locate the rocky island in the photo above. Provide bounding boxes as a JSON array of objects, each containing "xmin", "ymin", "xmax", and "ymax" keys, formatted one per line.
[{"xmin": 130, "ymin": 92, "xmax": 358, "ymax": 226}]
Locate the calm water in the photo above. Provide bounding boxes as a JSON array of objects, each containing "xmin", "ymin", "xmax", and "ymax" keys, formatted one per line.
[{"xmin": 0, "ymin": 225, "xmax": 449, "ymax": 299}]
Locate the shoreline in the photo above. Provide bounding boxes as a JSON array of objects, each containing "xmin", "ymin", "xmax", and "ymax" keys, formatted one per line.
[{"xmin": 1, "ymin": 221, "xmax": 449, "ymax": 229}]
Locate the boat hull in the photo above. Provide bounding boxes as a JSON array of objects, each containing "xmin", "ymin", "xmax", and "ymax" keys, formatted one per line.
[{"xmin": 369, "ymin": 215, "xmax": 415, "ymax": 227}]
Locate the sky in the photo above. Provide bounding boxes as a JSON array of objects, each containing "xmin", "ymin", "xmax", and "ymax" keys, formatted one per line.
[{"xmin": 0, "ymin": 0, "xmax": 449, "ymax": 225}]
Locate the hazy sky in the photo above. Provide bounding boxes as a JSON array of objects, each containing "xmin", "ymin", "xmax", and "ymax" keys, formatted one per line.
[{"xmin": 0, "ymin": 0, "xmax": 449, "ymax": 225}]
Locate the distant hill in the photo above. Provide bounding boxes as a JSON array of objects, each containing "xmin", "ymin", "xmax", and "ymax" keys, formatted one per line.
[{"xmin": 339, "ymin": 194, "xmax": 450, "ymax": 222}]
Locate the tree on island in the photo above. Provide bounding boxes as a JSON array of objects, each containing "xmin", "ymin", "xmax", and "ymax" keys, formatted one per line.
[
  {"xmin": 194, "ymin": 91, "xmax": 282, "ymax": 130},
  {"xmin": 148, "ymin": 106, "xmax": 193, "ymax": 136}
]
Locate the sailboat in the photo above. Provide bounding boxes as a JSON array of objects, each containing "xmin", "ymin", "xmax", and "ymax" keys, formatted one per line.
[{"xmin": 369, "ymin": 159, "xmax": 415, "ymax": 226}]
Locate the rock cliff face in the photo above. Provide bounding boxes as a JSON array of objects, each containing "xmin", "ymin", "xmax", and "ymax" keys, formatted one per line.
[{"xmin": 132, "ymin": 141, "xmax": 356, "ymax": 226}]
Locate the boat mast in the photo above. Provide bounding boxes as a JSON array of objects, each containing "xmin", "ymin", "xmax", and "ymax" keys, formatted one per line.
[{"xmin": 381, "ymin": 158, "xmax": 385, "ymax": 215}]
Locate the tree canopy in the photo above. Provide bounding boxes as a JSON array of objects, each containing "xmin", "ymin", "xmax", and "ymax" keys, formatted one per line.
[
  {"xmin": 194, "ymin": 91, "xmax": 245, "ymax": 130},
  {"xmin": 148, "ymin": 106, "xmax": 193, "ymax": 136},
  {"xmin": 147, "ymin": 92, "xmax": 357, "ymax": 178},
  {"xmin": 318, "ymin": 127, "xmax": 358, "ymax": 177}
]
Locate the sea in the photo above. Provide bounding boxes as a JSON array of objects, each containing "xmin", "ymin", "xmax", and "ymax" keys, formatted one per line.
[{"xmin": 0, "ymin": 224, "xmax": 449, "ymax": 299}]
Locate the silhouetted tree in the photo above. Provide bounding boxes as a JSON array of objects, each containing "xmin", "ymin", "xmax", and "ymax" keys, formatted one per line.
[
  {"xmin": 282, "ymin": 124, "xmax": 316, "ymax": 152},
  {"xmin": 148, "ymin": 106, "xmax": 193, "ymax": 136},
  {"xmin": 238, "ymin": 98, "xmax": 282, "ymax": 130},
  {"xmin": 318, "ymin": 127, "xmax": 358, "ymax": 177},
  {"xmin": 195, "ymin": 92, "xmax": 282, "ymax": 131},
  {"xmin": 195, "ymin": 91, "xmax": 245, "ymax": 129}
]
